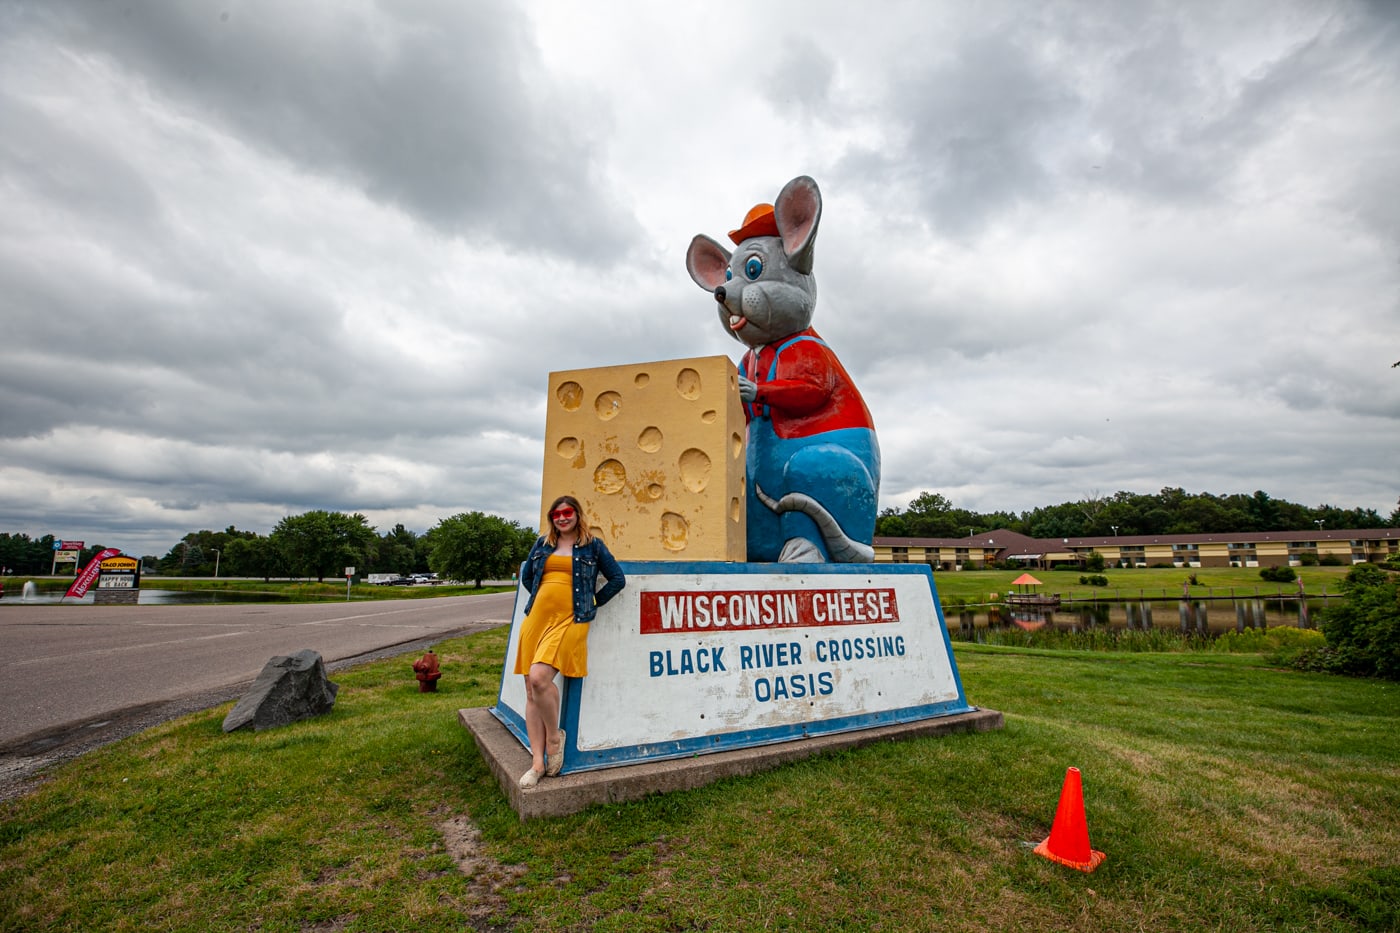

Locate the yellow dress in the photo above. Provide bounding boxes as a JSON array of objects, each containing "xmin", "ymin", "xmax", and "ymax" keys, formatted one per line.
[{"xmin": 514, "ymin": 554, "xmax": 590, "ymax": 678}]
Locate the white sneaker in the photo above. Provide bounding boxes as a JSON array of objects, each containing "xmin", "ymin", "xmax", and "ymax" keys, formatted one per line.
[{"xmin": 518, "ymin": 767, "xmax": 543, "ymax": 789}]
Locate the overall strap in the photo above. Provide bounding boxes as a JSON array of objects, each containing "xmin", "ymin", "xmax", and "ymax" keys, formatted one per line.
[
  {"xmin": 755, "ymin": 335, "xmax": 829, "ymax": 419},
  {"xmin": 740, "ymin": 349, "xmax": 757, "ymax": 420}
]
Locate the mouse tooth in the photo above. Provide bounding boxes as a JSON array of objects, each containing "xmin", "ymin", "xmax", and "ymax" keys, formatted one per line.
[{"xmin": 729, "ymin": 314, "xmax": 746, "ymax": 330}]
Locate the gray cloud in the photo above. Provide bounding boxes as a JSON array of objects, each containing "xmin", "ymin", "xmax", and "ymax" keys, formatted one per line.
[
  {"xmin": 1, "ymin": 0, "xmax": 1397, "ymax": 558},
  {"xmin": 24, "ymin": 0, "xmax": 638, "ymax": 260}
]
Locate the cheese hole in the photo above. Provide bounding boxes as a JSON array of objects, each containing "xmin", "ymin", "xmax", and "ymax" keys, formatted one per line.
[
  {"xmin": 595, "ymin": 391, "xmax": 622, "ymax": 420},
  {"xmin": 678, "ymin": 448, "xmax": 711, "ymax": 492},
  {"xmin": 594, "ymin": 459, "xmax": 626, "ymax": 494},
  {"xmin": 660, "ymin": 512, "xmax": 689, "ymax": 551},
  {"xmin": 557, "ymin": 381, "xmax": 583, "ymax": 411},
  {"xmin": 676, "ymin": 368, "xmax": 701, "ymax": 400}
]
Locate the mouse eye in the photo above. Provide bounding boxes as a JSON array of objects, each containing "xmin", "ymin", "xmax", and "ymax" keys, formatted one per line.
[
  {"xmin": 725, "ymin": 269, "xmax": 733, "ymax": 281},
  {"xmin": 744, "ymin": 256, "xmax": 763, "ymax": 280}
]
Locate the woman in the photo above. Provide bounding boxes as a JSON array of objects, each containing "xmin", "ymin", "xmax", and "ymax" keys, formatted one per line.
[{"xmin": 514, "ymin": 495, "xmax": 625, "ymax": 787}]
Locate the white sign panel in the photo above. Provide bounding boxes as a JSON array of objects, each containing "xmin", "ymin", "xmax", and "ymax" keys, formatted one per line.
[{"xmin": 493, "ymin": 561, "xmax": 972, "ymax": 773}]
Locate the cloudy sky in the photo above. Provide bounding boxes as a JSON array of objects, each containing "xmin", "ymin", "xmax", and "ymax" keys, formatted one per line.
[{"xmin": 3, "ymin": 0, "xmax": 1398, "ymax": 558}]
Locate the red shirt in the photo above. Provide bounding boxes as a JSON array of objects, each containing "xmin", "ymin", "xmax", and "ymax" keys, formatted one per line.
[{"xmin": 741, "ymin": 328, "xmax": 876, "ymax": 439}]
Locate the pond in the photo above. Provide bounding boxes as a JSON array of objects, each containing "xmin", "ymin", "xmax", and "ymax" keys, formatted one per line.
[
  {"xmin": 1, "ymin": 588, "xmax": 293, "ymax": 606},
  {"xmin": 947, "ymin": 596, "xmax": 1324, "ymax": 638}
]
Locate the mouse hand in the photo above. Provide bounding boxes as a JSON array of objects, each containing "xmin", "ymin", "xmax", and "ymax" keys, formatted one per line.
[{"xmin": 738, "ymin": 376, "xmax": 757, "ymax": 402}]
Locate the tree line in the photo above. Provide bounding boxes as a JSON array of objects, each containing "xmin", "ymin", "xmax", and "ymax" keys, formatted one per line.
[
  {"xmin": 5, "ymin": 487, "xmax": 1396, "ymax": 584},
  {"xmin": 876, "ymin": 487, "xmax": 1399, "ymax": 540},
  {"xmin": 0, "ymin": 510, "xmax": 540, "ymax": 588}
]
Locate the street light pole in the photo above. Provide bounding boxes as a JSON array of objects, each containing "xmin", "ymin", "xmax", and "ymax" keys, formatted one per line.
[{"xmin": 212, "ymin": 548, "xmax": 220, "ymax": 578}]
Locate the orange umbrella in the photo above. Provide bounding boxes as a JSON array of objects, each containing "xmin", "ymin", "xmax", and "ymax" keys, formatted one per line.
[{"xmin": 1011, "ymin": 573, "xmax": 1043, "ymax": 587}]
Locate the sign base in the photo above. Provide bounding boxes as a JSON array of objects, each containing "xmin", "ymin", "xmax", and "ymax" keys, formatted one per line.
[
  {"xmin": 462, "ymin": 703, "xmax": 1003, "ymax": 820},
  {"xmin": 491, "ymin": 561, "xmax": 981, "ymax": 774}
]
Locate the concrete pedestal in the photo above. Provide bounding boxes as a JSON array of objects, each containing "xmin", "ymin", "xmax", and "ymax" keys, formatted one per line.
[{"xmin": 460, "ymin": 704, "xmax": 1003, "ymax": 821}]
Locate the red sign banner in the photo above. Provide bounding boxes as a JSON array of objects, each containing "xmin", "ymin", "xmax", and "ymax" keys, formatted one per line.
[
  {"xmin": 65, "ymin": 548, "xmax": 121, "ymax": 600},
  {"xmin": 639, "ymin": 587, "xmax": 900, "ymax": 634}
]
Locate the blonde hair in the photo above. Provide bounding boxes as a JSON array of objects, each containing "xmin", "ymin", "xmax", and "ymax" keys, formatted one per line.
[{"xmin": 546, "ymin": 495, "xmax": 594, "ymax": 547}]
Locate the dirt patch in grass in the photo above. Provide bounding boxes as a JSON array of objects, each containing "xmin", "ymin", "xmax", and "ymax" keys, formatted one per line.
[{"xmin": 438, "ymin": 814, "xmax": 528, "ymax": 920}]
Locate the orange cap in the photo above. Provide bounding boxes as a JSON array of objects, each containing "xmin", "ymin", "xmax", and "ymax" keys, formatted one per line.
[{"xmin": 728, "ymin": 203, "xmax": 779, "ymax": 244}]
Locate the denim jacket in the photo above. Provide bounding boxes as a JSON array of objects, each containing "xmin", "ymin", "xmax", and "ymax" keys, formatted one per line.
[{"xmin": 520, "ymin": 535, "xmax": 626, "ymax": 623}]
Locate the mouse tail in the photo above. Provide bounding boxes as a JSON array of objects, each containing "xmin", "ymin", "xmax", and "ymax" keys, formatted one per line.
[{"xmin": 754, "ymin": 485, "xmax": 874, "ymax": 563}]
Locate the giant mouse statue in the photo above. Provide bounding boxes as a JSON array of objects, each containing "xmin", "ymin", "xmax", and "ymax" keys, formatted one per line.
[{"xmin": 686, "ymin": 175, "xmax": 880, "ymax": 563}]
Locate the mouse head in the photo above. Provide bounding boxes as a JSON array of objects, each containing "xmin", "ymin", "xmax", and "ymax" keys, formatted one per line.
[{"xmin": 686, "ymin": 175, "xmax": 822, "ymax": 349}]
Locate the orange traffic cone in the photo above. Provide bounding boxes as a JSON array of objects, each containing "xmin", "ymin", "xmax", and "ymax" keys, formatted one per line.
[{"xmin": 1033, "ymin": 766, "xmax": 1106, "ymax": 872}]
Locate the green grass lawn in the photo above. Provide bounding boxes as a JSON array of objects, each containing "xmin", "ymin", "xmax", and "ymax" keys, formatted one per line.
[{"xmin": 3, "ymin": 624, "xmax": 1397, "ymax": 932}]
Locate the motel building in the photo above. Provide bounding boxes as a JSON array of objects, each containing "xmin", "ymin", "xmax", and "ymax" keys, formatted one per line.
[{"xmin": 873, "ymin": 528, "xmax": 1400, "ymax": 571}]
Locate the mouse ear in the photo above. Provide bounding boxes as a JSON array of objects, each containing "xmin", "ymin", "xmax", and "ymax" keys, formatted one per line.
[
  {"xmin": 774, "ymin": 176, "xmax": 821, "ymax": 275},
  {"xmin": 686, "ymin": 235, "xmax": 733, "ymax": 290}
]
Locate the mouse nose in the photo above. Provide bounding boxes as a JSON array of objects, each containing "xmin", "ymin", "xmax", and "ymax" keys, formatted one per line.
[{"xmin": 714, "ymin": 286, "xmax": 727, "ymax": 303}]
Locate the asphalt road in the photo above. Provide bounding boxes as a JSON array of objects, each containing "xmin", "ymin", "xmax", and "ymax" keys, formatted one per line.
[{"xmin": 0, "ymin": 592, "xmax": 517, "ymax": 797}]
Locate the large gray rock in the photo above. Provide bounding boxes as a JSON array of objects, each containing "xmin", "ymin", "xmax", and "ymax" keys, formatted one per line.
[{"xmin": 222, "ymin": 649, "xmax": 339, "ymax": 733}]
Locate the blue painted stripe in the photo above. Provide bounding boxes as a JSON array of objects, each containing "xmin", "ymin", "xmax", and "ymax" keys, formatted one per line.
[{"xmin": 549, "ymin": 699, "xmax": 976, "ymax": 773}]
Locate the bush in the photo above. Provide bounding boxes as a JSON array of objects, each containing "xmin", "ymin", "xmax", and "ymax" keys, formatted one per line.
[
  {"xmin": 1084, "ymin": 551, "xmax": 1106, "ymax": 573},
  {"xmin": 1319, "ymin": 553, "xmax": 1345, "ymax": 566},
  {"xmin": 1290, "ymin": 645, "xmax": 1347, "ymax": 675},
  {"xmin": 1078, "ymin": 574, "xmax": 1109, "ymax": 587},
  {"xmin": 1260, "ymin": 565, "xmax": 1297, "ymax": 583},
  {"xmin": 1216, "ymin": 627, "xmax": 1325, "ymax": 667},
  {"xmin": 1317, "ymin": 564, "xmax": 1400, "ymax": 680}
]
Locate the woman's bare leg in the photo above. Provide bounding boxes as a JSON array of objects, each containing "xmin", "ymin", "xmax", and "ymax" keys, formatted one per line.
[
  {"xmin": 527, "ymin": 663, "xmax": 562, "ymax": 764},
  {"xmin": 522, "ymin": 674, "xmax": 547, "ymax": 775}
]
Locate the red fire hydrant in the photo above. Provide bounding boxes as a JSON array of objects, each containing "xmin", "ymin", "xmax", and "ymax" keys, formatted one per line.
[{"xmin": 412, "ymin": 650, "xmax": 442, "ymax": 692}]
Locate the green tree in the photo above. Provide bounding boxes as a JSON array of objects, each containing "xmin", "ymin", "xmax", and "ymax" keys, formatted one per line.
[
  {"xmin": 903, "ymin": 491, "xmax": 957, "ymax": 537},
  {"xmin": 876, "ymin": 491, "xmax": 987, "ymax": 539},
  {"xmin": 160, "ymin": 530, "xmax": 239, "ymax": 576},
  {"xmin": 223, "ymin": 535, "xmax": 286, "ymax": 581},
  {"xmin": 159, "ymin": 537, "xmax": 206, "ymax": 575},
  {"xmin": 874, "ymin": 507, "xmax": 910, "ymax": 537},
  {"xmin": 270, "ymin": 511, "xmax": 378, "ymax": 582},
  {"xmin": 1024, "ymin": 501, "xmax": 1090, "ymax": 539},
  {"xmin": 1312, "ymin": 503, "xmax": 1385, "ymax": 530},
  {"xmin": 373, "ymin": 524, "xmax": 420, "ymax": 575},
  {"xmin": 0, "ymin": 533, "xmax": 56, "ymax": 574},
  {"xmin": 1320, "ymin": 564, "xmax": 1400, "ymax": 680},
  {"xmin": 425, "ymin": 512, "xmax": 533, "ymax": 587}
]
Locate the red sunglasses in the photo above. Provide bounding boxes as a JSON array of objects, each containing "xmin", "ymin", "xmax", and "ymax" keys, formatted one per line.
[{"xmin": 549, "ymin": 506, "xmax": 577, "ymax": 521}]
